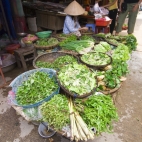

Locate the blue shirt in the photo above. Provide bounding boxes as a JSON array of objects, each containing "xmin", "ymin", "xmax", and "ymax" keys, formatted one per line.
[{"xmin": 63, "ymin": 15, "xmax": 81, "ymax": 34}]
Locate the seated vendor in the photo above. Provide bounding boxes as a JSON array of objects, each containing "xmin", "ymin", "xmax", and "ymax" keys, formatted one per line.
[{"xmin": 63, "ymin": 0, "xmax": 88, "ymax": 36}]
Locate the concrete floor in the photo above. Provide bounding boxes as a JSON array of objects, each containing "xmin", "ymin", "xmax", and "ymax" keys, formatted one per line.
[{"xmin": 0, "ymin": 12, "xmax": 142, "ymax": 142}]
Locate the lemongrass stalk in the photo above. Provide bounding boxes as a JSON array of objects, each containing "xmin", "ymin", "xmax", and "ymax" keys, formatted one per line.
[
  {"xmin": 68, "ymin": 99, "xmax": 74, "ymax": 140},
  {"xmin": 69, "ymin": 98, "xmax": 80, "ymax": 141},
  {"xmin": 75, "ymin": 119, "xmax": 87, "ymax": 141},
  {"xmin": 89, "ymin": 130, "xmax": 95, "ymax": 140},
  {"xmin": 74, "ymin": 111, "xmax": 90, "ymax": 136}
]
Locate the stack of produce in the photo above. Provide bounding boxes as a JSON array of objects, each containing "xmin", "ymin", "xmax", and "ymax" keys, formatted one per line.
[
  {"xmin": 34, "ymin": 37, "xmax": 58, "ymax": 47},
  {"xmin": 94, "ymin": 41, "xmax": 111, "ymax": 53},
  {"xmin": 96, "ymin": 43, "xmax": 130, "ymax": 91},
  {"xmin": 80, "ymin": 35, "xmax": 95, "ymax": 42},
  {"xmin": 57, "ymin": 62, "xmax": 97, "ymax": 96},
  {"xmin": 75, "ymin": 93, "xmax": 118, "ymax": 134},
  {"xmin": 61, "ymin": 40, "xmax": 94, "ymax": 54},
  {"xmin": 80, "ymin": 52, "xmax": 111, "ymax": 67},
  {"xmin": 59, "ymin": 34, "xmax": 77, "ymax": 47},
  {"xmin": 40, "ymin": 94, "xmax": 70, "ymax": 130},
  {"xmin": 68, "ymin": 98, "xmax": 94, "ymax": 141}
]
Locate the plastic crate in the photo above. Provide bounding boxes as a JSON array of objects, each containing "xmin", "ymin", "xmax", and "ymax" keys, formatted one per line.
[{"xmin": 95, "ymin": 19, "xmax": 112, "ymax": 26}]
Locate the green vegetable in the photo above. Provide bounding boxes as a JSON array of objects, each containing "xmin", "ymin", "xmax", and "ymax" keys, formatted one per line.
[
  {"xmin": 112, "ymin": 43, "xmax": 130, "ymax": 62},
  {"xmin": 95, "ymin": 33, "xmax": 106, "ymax": 38},
  {"xmin": 59, "ymin": 35, "xmax": 77, "ymax": 46},
  {"xmin": 104, "ymin": 69, "xmax": 120, "ymax": 88},
  {"xmin": 40, "ymin": 94, "xmax": 70, "ymax": 130},
  {"xmin": 58, "ymin": 63, "xmax": 97, "ymax": 95},
  {"xmin": 111, "ymin": 61, "xmax": 129, "ymax": 77},
  {"xmin": 107, "ymin": 39, "xmax": 119, "ymax": 45},
  {"xmin": 80, "ymin": 35, "xmax": 95, "ymax": 42},
  {"xmin": 16, "ymin": 71, "xmax": 58, "ymax": 105},
  {"xmin": 36, "ymin": 55, "xmax": 78, "ymax": 70},
  {"xmin": 81, "ymin": 52, "xmax": 111, "ymax": 66},
  {"xmin": 94, "ymin": 44, "xmax": 107, "ymax": 53},
  {"xmin": 35, "ymin": 37, "xmax": 58, "ymax": 46},
  {"xmin": 123, "ymin": 35, "xmax": 137, "ymax": 52},
  {"xmin": 99, "ymin": 41, "xmax": 111, "ymax": 51},
  {"xmin": 61, "ymin": 40, "xmax": 94, "ymax": 53},
  {"xmin": 75, "ymin": 93, "xmax": 118, "ymax": 134}
]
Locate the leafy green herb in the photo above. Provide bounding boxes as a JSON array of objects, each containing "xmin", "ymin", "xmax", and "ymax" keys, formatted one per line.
[
  {"xmin": 36, "ymin": 55, "xmax": 77, "ymax": 70},
  {"xmin": 80, "ymin": 35, "xmax": 95, "ymax": 42},
  {"xmin": 58, "ymin": 63, "xmax": 97, "ymax": 95},
  {"xmin": 16, "ymin": 71, "xmax": 58, "ymax": 105},
  {"xmin": 59, "ymin": 35, "xmax": 77, "ymax": 47},
  {"xmin": 81, "ymin": 52, "xmax": 111, "ymax": 66},
  {"xmin": 40, "ymin": 94, "xmax": 70, "ymax": 130},
  {"xmin": 75, "ymin": 93, "xmax": 118, "ymax": 134}
]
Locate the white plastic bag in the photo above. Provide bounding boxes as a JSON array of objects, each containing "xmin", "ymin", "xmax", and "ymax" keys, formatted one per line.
[
  {"xmin": 93, "ymin": 3, "xmax": 100, "ymax": 12},
  {"xmin": 100, "ymin": 7, "xmax": 109, "ymax": 15}
]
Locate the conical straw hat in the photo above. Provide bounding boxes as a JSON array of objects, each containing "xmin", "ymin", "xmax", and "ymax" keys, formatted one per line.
[{"xmin": 64, "ymin": 0, "xmax": 85, "ymax": 16}]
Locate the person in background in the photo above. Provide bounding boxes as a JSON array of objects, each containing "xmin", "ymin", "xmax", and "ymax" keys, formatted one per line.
[
  {"xmin": 102, "ymin": 0, "xmax": 118, "ymax": 34},
  {"xmin": 115, "ymin": 0, "xmax": 142, "ymax": 35},
  {"xmin": 63, "ymin": 0, "xmax": 88, "ymax": 36}
]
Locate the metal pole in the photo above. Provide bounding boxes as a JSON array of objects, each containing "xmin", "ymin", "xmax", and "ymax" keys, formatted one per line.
[{"xmin": 0, "ymin": 0, "xmax": 13, "ymax": 42}]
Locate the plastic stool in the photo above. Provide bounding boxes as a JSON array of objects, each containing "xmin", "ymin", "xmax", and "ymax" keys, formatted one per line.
[
  {"xmin": 85, "ymin": 24, "xmax": 96, "ymax": 32},
  {"xmin": 95, "ymin": 26, "xmax": 110, "ymax": 34},
  {"xmin": 14, "ymin": 46, "xmax": 37, "ymax": 71}
]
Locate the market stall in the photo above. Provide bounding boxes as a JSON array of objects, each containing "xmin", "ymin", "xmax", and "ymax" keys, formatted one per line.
[
  {"xmin": 7, "ymin": 31, "xmax": 138, "ymax": 141},
  {"xmin": 22, "ymin": 1, "xmax": 66, "ymax": 32}
]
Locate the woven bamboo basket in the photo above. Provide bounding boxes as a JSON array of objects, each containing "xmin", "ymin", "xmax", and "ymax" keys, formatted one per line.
[
  {"xmin": 53, "ymin": 34, "xmax": 69, "ymax": 40},
  {"xmin": 99, "ymin": 83, "xmax": 121, "ymax": 95},
  {"xmin": 34, "ymin": 41, "xmax": 59, "ymax": 50},
  {"xmin": 79, "ymin": 52, "xmax": 112, "ymax": 69},
  {"xmin": 33, "ymin": 51, "xmax": 79, "ymax": 69},
  {"xmin": 56, "ymin": 73, "xmax": 97, "ymax": 99}
]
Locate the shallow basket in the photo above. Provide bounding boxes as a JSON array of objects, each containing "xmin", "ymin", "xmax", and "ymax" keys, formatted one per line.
[
  {"xmin": 9, "ymin": 68, "xmax": 60, "ymax": 108},
  {"xmin": 99, "ymin": 83, "xmax": 121, "ymax": 95},
  {"xmin": 79, "ymin": 52, "xmax": 112, "ymax": 69},
  {"xmin": 56, "ymin": 71, "xmax": 97, "ymax": 99},
  {"xmin": 33, "ymin": 51, "xmax": 79, "ymax": 69},
  {"xmin": 53, "ymin": 34, "xmax": 69, "ymax": 40},
  {"xmin": 34, "ymin": 41, "xmax": 59, "ymax": 50}
]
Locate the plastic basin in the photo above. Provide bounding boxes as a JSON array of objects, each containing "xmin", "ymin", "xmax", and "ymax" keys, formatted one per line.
[
  {"xmin": 38, "ymin": 122, "xmax": 56, "ymax": 138},
  {"xmin": 36, "ymin": 31, "xmax": 52, "ymax": 38}
]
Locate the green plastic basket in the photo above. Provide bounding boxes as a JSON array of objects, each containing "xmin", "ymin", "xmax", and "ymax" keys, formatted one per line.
[{"xmin": 36, "ymin": 31, "xmax": 52, "ymax": 38}]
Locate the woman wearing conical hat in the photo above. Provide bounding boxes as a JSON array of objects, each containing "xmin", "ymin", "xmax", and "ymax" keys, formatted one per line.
[{"xmin": 63, "ymin": 0, "xmax": 88, "ymax": 36}]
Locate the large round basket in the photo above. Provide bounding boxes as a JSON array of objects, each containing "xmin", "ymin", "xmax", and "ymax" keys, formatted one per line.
[
  {"xmin": 9, "ymin": 68, "xmax": 60, "ymax": 108},
  {"xmin": 56, "ymin": 72, "xmax": 97, "ymax": 99},
  {"xmin": 99, "ymin": 83, "xmax": 121, "ymax": 95},
  {"xmin": 53, "ymin": 34, "xmax": 69, "ymax": 41},
  {"xmin": 79, "ymin": 52, "xmax": 112, "ymax": 70},
  {"xmin": 33, "ymin": 51, "xmax": 79, "ymax": 69},
  {"xmin": 34, "ymin": 41, "xmax": 59, "ymax": 50}
]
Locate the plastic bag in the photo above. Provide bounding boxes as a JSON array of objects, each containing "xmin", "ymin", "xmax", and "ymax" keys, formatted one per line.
[
  {"xmin": 93, "ymin": 3, "xmax": 100, "ymax": 12},
  {"xmin": 23, "ymin": 107, "xmax": 42, "ymax": 121},
  {"xmin": 100, "ymin": 7, "xmax": 109, "ymax": 15},
  {"xmin": 0, "ymin": 53, "xmax": 16, "ymax": 67}
]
